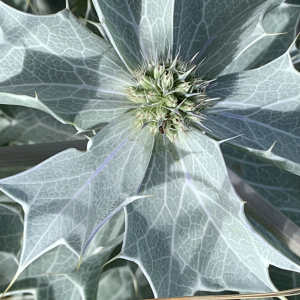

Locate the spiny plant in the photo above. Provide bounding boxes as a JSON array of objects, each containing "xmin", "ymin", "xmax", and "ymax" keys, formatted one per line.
[{"xmin": 1, "ymin": 0, "xmax": 300, "ymax": 299}]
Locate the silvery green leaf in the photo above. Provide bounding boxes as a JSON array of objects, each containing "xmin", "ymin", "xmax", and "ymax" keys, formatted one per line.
[
  {"xmin": 121, "ymin": 129, "xmax": 300, "ymax": 298},
  {"xmin": 0, "ymin": 204, "xmax": 23, "ymax": 254},
  {"xmin": 222, "ymin": 143, "xmax": 300, "ymax": 228},
  {"xmin": 0, "ymin": 246, "xmax": 80, "ymax": 300},
  {"xmin": 92, "ymin": 0, "xmax": 174, "ymax": 71},
  {"xmin": 0, "ymin": 106, "xmax": 81, "ymax": 146},
  {"xmin": 97, "ymin": 265, "xmax": 136, "ymax": 300},
  {"xmin": 0, "ymin": 113, "xmax": 154, "ymax": 280},
  {"xmin": 2, "ymin": 276, "xmax": 82, "ymax": 300},
  {"xmin": 0, "ymin": 2, "xmax": 135, "ymax": 131},
  {"xmin": 173, "ymin": 0, "xmax": 283, "ymax": 79},
  {"xmin": 76, "ymin": 0, "xmax": 103, "ymax": 38},
  {"xmin": 0, "ymin": 192, "xmax": 11, "ymax": 203},
  {"xmin": 245, "ymin": 218, "xmax": 300, "ymax": 300},
  {"xmin": 97, "ymin": 261, "xmax": 153, "ymax": 300},
  {"xmin": 98, "ymin": 264, "xmax": 136, "ymax": 300},
  {"xmin": 66, "ymin": 252, "xmax": 111, "ymax": 300},
  {"xmin": 0, "ymin": 253, "xmax": 18, "ymax": 287},
  {"xmin": 0, "ymin": 224, "xmax": 120, "ymax": 299},
  {"xmin": 222, "ymin": 144, "xmax": 300, "ymax": 300},
  {"xmin": 85, "ymin": 209, "xmax": 124, "ymax": 257},
  {"xmin": 134, "ymin": 266, "xmax": 154, "ymax": 299},
  {"xmin": 222, "ymin": 3, "xmax": 300, "ymax": 74},
  {"xmin": 230, "ymin": 145, "xmax": 300, "ymax": 176},
  {"xmin": 17, "ymin": 246, "xmax": 111, "ymax": 300},
  {"xmin": 204, "ymin": 52, "xmax": 300, "ymax": 173},
  {"xmin": 19, "ymin": 245, "xmax": 78, "ymax": 278},
  {"xmin": 58, "ymin": 228, "xmax": 125, "ymax": 300}
]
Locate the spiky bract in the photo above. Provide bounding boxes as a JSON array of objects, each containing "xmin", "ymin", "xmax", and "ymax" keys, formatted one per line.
[{"xmin": 126, "ymin": 54, "xmax": 213, "ymax": 142}]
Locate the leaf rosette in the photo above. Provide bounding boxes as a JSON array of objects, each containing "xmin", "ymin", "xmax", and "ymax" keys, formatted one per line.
[{"xmin": 0, "ymin": 0, "xmax": 300, "ymax": 298}]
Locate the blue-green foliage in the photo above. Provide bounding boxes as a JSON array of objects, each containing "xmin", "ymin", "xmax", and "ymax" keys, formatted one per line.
[{"xmin": 0, "ymin": 0, "xmax": 300, "ymax": 299}]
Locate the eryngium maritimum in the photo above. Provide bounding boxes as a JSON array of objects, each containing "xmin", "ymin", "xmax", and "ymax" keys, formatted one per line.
[{"xmin": 126, "ymin": 53, "xmax": 216, "ymax": 142}]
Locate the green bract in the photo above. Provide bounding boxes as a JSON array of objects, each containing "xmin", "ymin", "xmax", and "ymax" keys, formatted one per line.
[
  {"xmin": 0, "ymin": 0, "xmax": 300, "ymax": 299},
  {"xmin": 126, "ymin": 55, "xmax": 213, "ymax": 141}
]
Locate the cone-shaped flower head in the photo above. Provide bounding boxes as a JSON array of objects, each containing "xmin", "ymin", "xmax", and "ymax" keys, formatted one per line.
[{"xmin": 126, "ymin": 54, "xmax": 213, "ymax": 142}]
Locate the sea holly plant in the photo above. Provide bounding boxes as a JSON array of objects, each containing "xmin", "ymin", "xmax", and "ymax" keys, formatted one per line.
[{"xmin": 1, "ymin": 0, "xmax": 300, "ymax": 299}]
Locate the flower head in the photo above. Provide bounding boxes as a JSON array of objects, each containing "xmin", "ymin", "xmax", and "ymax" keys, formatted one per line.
[
  {"xmin": 0, "ymin": 1, "xmax": 299, "ymax": 300},
  {"xmin": 125, "ymin": 53, "xmax": 213, "ymax": 142}
]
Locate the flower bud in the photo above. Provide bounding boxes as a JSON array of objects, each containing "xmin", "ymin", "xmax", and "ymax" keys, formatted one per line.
[
  {"xmin": 144, "ymin": 111, "xmax": 154, "ymax": 121},
  {"xmin": 180, "ymin": 100, "xmax": 195, "ymax": 112},
  {"xmin": 171, "ymin": 116, "xmax": 182, "ymax": 124},
  {"xmin": 148, "ymin": 121, "xmax": 158, "ymax": 134},
  {"xmin": 139, "ymin": 75, "xmax": 153, "ymax": 90},
  {"xmin": 154, "ymin": 64, "xmax": 165, "ymax": 79},
  {"xmin": 156, "ymin": 106, "xmax": 168, "ymax": 120},
  {"xmin": 161, "ymin": 72, "xmax": 174, "ymax": 90},
  {"xmin": 147, "ymin": 90, "xmax": 161, "ymax": 102},
  {"xmin": 164, "ymin": 94, "xmax": 177, "ymax": 108},
  {"xmin": 135, "ymin": 109, "xmax": 143, "ymax": 119},
  {"xmin": 175, "ymin": 82, "xmax": 190, "ymax": 93},
  {"xmin": 128, "ymin": 89, "xmax": 146, "ymax": 104},
  {"xmin": 174, "ymin": 123, "xmax": 185, "ymax": 132}
]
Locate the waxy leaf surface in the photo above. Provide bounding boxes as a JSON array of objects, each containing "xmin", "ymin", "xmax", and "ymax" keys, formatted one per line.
[
  {"xmin": 121, "ymin": 129, "xmax": 300, "ymax": 298},
  {"xmin": 222, "ymin": 145, "xmax": 300, "ymax": 300},
  {"xmin": 223, "ymin": 3, "xmax": 300, "ymax": 74},
  {"xmin": 0, "ymin": 113, "xmax": 154, "ymax": 275},
  {"xmin": 0, "ymin": 203, "xmax": 124, "ymax": 299},
  {"xmin": 93, "ymin": 0, "xmax": 284, "ymax": 78},
  {"xmin": 0, "ymin": 2, "xmax": 135, "ymax": 131},
  {"xmin": 0, "ymin": 106, "xmax": 81, "ymax": 146},
  {"xmin": 92, "ymin": 0, "xmax": 174, "ymax": 71},
  {"xmin": 222, "ymin": 144, "xmax": 300, "ymax": 229},
  {"xmin": 0, "ymin": 245, "xmax": 110, "ymax": 300},
  {"xmin": 97, "ymin": 262, "xmax": 153, "ymax": 300},
  {"xmin": 173, "ymin": 0, "xmax": 284, "ymax": 78},
  {"xmin": 0, "ymin": 204, "xmax": 23, "ymax": 254},
  {"xmin": 205, "ymin": 52, "xmax": 300, "ymax": 173}
]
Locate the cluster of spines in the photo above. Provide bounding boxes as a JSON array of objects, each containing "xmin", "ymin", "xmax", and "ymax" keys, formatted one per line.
[{"xmin": 126, "ymin": 53, "xmax": 215, "ymax": 142}]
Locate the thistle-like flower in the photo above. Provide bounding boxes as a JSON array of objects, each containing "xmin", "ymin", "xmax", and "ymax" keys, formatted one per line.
[
  {"xmin": 126, "ymin": 53, "xmax": 213, "ymax": 142},
  {"xmin": 0, "ymin": 1, "xmax": 300, "ymax": 299}
]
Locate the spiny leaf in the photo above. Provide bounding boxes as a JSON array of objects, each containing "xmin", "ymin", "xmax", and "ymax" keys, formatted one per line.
[
  {"xmin": 222, "ymin": 2, "xmax": 300, "ymax": 74},
  {"xmin": 121, "ymin": 128, "xmax": 300, "ymax": 298},
  {"xmin": 0, "ymin": 204, "xmax": 23, "ymax": 255},
  {"xmin": 92, "ymin": 0, "xmax": 174, "ymax": 71},
  {"xmin": 0, "ymin": 106, "xmax": 81, "ymax": 146},
  {"xmin": 0, "ymin": 2, "xmax": 135, "ymax": 131},
  {"xmin": 0, "ymin": 112, "xmax": 154, "ymax": 288},
  {"xmin": 173, "ymin": 0, "xmax": 284, "ymax": 79},
  {"xmin": 222, "ymin": 143, "xmax": 300, "ymax": 219},
  {"xmin": 205, "ymin": 52, "xmax": 300, "ymax": 174}
]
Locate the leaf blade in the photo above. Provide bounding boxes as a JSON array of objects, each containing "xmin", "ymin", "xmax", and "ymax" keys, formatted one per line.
[
  {"xmin": 121, "ymin": 128, "xmax": 300, "ymax": 297},
  {"xmin": 0, "ymin": 112, "xmax": 154, "ymax": 274},
  {"xmin": 0, "ymin": 3, "xmax": 134, "ymax": 130},
  {"xmin": 92, "ymin": 0, "xmax": 174, "ymax": 71},
  {"xmin": 173, "ymin": 0, "xmax": 284, "ymax": 78},
  {"xmin": 222, "ymin": 3, "xmax": 300, "ymax": 74},
  {"xmin": 204, "ymin": 52, "xmax": 300, "ymax": 172}
]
